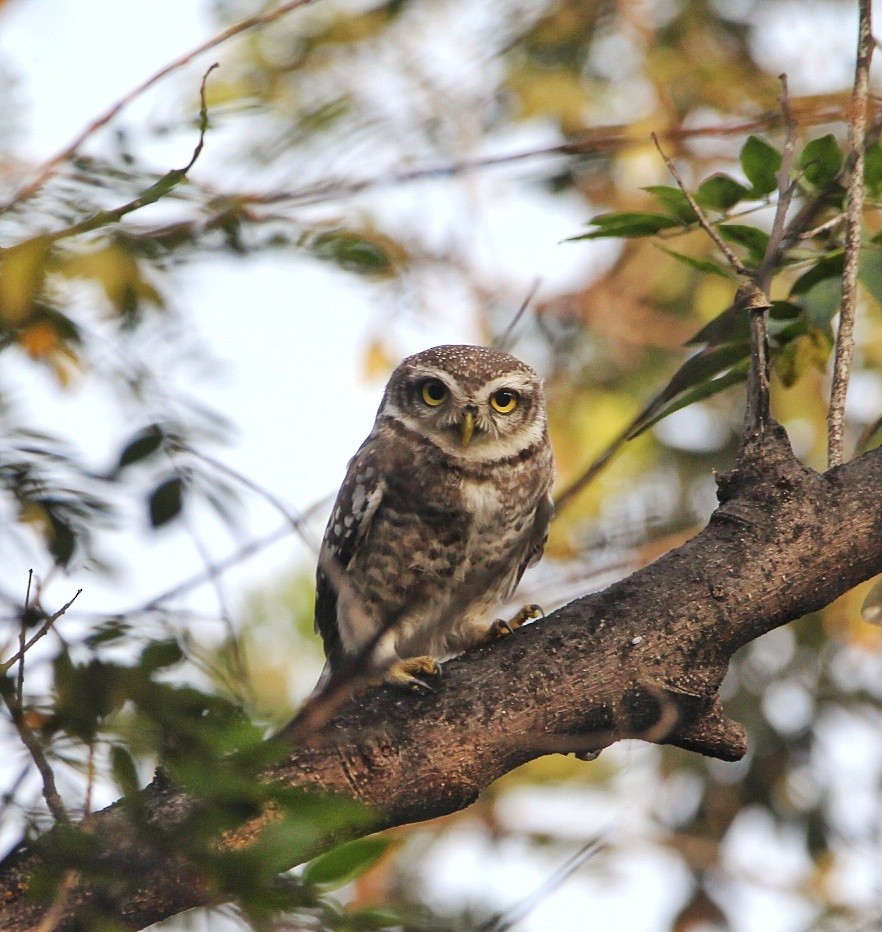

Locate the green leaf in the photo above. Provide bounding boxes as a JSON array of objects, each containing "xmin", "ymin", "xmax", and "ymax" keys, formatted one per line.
[
  {"xmin": 864, "ymin": 143, "xmax": 882, "ymax": 197},
  {"xmin": 118, "ymin": 424, "xmax": 165, "ymax": 470},
  {"xmin": 643, "ymin": 186, "xmax": 698, "ymax": 222},
  {"xmin": 740, "ymin": 136, "xmax": 782, "ymax": 196},
  {"xmin": 654, "ymin": 244, "xmax": 732, "ymax": 278},
  {"xmin": 858, "ymin": 247, "xmax": 882, "ymax": 304},
  {"xmin": 629, "ymin": 363, "xmax": 749, "ymax": 438},
  {"xmin": 790, "ymin": 253, "xmax": 843, "ymax": 296},
  {"xmin": 718, "ymin": 224, "xmax": 770, "ymax": 265},
  {"xmin": 570, "ymin": 211, "xmax": 682, "ymax": 240},
  {"xmin": 149, "ymin": 477, "xmax": 183, "ymax": 527},
  {"xmin": 696, "ymin": 174, "xmax": 750, "ymax": 210},
  {"xmin": 626, "ymin": 342, "xmax": 750, "ymax": 439},
  {"xmin": 799, "ymin": 134, "xmax": 843, "ymax": 187},
  {"xmin": 110, "ymin": 745, "xmax": 140, "ymax": 796},
  {"xmin": 302, "ymin": 836, "xmax": 391, "ymax": 889}
]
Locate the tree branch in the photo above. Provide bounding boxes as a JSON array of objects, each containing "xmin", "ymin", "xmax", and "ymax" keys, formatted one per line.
[{"xmin": 2, "ymin": 432, "xmax": 882, "ymax": 930}]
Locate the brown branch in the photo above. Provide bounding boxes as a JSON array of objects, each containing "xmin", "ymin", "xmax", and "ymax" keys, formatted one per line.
[
  {"xmin": 829, "ymin": 0, "xmax": 874, "ymax": 467},
  {"xmin": 0, "ymin": 0, "xmax": 318, "ymax": 212},
  {"xmin": 2, "ymin": 433, "xmax": 882, "ymax": 930}
]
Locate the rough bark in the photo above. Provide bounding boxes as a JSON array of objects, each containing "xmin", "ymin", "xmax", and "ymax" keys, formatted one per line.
[{"xmin": 2, "ymin": 423, "xmax": 881, "ymax": 930}]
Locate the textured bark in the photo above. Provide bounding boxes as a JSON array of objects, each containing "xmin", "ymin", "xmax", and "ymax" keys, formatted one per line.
[{"xmin": 2, "ymin": 424, "xmax": 881, "ymax": 930}]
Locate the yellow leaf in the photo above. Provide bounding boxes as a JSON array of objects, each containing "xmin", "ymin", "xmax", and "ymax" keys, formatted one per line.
[
  {"xmin": 0, "ymin": 235, "xmax": 51, "ymax": 325},
  {"xmin": 58, "ymin": 244, "xmax": 163, "ymax": 314},
  {"xmin": 361, "ymin": 338, "xmax": 396, "ymax": 382}
]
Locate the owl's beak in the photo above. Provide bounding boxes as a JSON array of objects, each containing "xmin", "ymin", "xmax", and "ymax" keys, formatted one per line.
[{"xmin": 460, "ymin": 410, "xmax": 475, "ymax": 446}]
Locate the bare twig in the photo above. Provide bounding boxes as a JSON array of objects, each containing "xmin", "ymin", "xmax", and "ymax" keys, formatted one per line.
[
  {"xmin": 494, "ymin": 278, "xmax": 541, "ymax": 351},
  {"xmin": 829, "ymin": 0, "xmax": 874, "ymax": 467},
  {"xmin": 0, "ymin": 589, "xmax": 82, "ymax": 674},
  {"xmin": 33, "ymin": 870, "xmax": 80, "ymax": 932},
  {"xmin": 1, "ymin": 0, "xmax": 318, "ymax": 212},
  {"xmin": 15, "ymin": 570, "xmax": 33, "ymax": 705},
  {"xmin": 203, "ymin": 104, "xmax": 849, "ymax": 210},
  {"xmin": 0, "ymin": 676, "xmax": 67, "ymax": 823},
  {"xmin": 478, "ymin": 839, "xmax": 604, "ymax": 932},
  {"xmin": 652, "ymin": 133, "xmax": 750, "ymax": 276},
  {"xmin": 43, "ymin": 64, "xmax": 218, "ymax": 243}
]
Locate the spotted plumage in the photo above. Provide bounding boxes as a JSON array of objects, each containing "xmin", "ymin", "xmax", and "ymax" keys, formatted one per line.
[{"xmin": 315, "ymin": 344, "xmax": 554, "ymax": 687}]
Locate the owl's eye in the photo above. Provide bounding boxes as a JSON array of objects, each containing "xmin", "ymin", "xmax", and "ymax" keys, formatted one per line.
[
  {"xmin": 420, "ymin": 379, "xmax": 448, "ymax": 406},
  {"xmin": 490, "ymin": 389, "xmax": 519, "ymax": 414}
]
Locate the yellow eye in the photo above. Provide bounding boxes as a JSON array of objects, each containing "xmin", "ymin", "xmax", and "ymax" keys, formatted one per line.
[
  {"xmin": 421, "ymin": 379, "xmax": 448, "ymax": 407},
  {"xmin": 490, "ymin": 389, "xmax": 519, "ymax": 414}
]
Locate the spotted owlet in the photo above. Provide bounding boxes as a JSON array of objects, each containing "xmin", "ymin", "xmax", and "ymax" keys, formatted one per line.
[{"xmin": 315, "ymin": 344, "xmax": 554, "ymax": 689}]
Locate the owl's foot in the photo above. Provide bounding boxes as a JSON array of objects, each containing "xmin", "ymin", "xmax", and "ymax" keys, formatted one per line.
[
  {"xmin": 385, "ymin": 655, "xmax": 441, "ymax": 692},
  {"xmin": 484, "ymin": 603, "xmax": 544, "ymax": 642}
]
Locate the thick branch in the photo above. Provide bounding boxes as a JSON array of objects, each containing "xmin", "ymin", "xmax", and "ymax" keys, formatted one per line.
[{"xmin": 3, "ymin": 430, "xmax": 882, "ymax": 930}]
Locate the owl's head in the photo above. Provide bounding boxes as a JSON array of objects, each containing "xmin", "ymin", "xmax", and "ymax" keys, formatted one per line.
[{"xmin": 379, "ymin": 345, "xmax": 547, "ymax": 459}]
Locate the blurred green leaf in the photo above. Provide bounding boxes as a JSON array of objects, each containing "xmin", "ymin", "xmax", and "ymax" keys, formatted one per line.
[
  {"xmin": 140, "ymin": 639, "xmax": 184, "ymax": 673},
  {"xmin": 627, "ymin": 342, "xmax": 750, "ymax": 439},
  {"xmin": 799, "ymin": 134, "xmax": 843, "ymax": 187},
  {"xmin": 643, "ymin": 185, "xmax": 699, "ymax": 222},
  {"xmin": 110, "ymin": 745, "xmax": 141, "ymax": 797},
  {"xmin": 655, "ymin": 244, "xmax": 732, "ymax": 278},
  {"xmin": 858, "ymin": 247, "xmax": 882, "ymax": 304},
  {"xmin": 630, "ymin": 362, "xmax": 749, "ymax": 438},
  {"xmin": 148, "ymin": 476, "xmax": 183, "ymax": 527},
  {"xmin": 310, "ymin": 230, "xmax": 398, "ymax": 275},
  {"xmin": 571, "ymin": 212, "xmax": 682, "ymax": 240},
  {"xmin": 740, "ymin": 135, "xmax": 782, "ymax": 196},
  {"xmin": 864, "ymin": 142, "xmax": 882, "ymax": 197},
  {"xmin": 117, "ymin": 424, "xmax": 165, "ymax": 471},
  {"xmin": 775, "ymin": 328, "xmax": 833, "ymax": 387},
  {"xmin": 302, "ymin": 836, "xmax": 391, "ymax": 889},
  {"xmin": 790, "ymin": 253, "xmax": 843, "ymax": 296}
]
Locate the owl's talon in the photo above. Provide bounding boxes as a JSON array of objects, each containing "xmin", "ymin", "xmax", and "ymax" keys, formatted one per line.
[
  {"xmin": 484, "ymin": 603, "xmax": 544, "ymax": 643},
  {"xmin": 385, "ymin": 656, "xmax": 441, "ymax": 692}
]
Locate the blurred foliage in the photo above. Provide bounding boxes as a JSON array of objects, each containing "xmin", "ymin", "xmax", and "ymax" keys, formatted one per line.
[{"xmin": 0, "ymin": 0, "xmax": 881, "ymax": 930}]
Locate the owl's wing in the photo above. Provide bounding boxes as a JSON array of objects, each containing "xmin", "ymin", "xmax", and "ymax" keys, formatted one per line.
[
  {"xmin": 314, "ymin": 438, "xmax": 385, "ymax": 669},
  {"xmin": 512, "ymin": 491, "xmax": 555, "ymax": 590}
]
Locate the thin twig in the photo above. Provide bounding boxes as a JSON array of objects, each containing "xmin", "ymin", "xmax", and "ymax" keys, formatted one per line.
[
  {"xmin": 652, "ymin": 133, "xmax": 751, "ymax": 276},
  {"xmin": 1, "ymin": 0, "xmax": 318, "ymax": 212},
  {"xmin": 0, "ymin": 675, "xmax": 68, "ymax": 823},
  {"xmin": 15, "ymin": 570, "xmax": 33, "ymax": 705},
  {"xmin": 43, "ymin": 64, "xmax": 218, "ymax": 243},
  {"xmin": 829, "ymin": 0, "xmax": 874, "ymax": 467},
  {"xmin": 33, "ymin": 870, "xmax": 80, "ymax": 932},
  {"xmin": 494, "ymin": 278, "xmax": 541, "ymax": 351},
  {"xmin": 0, "ymin": 589, "xmax": 82, "ymax": 674},
  {"xmin": 202, "ymin": 105, "xmax": 849, "ymax": 210},
  {"xmin": 478, "ymin": 839, "xmax": 605, "ymax": 932}
]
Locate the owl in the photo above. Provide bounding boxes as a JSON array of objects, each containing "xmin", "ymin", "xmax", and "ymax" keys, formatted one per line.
[{"xmin": 315, "ymin": 344, "xmax": 554, "ymax": 690}]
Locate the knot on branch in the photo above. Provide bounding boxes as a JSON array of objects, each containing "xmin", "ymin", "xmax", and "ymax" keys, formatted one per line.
[{"xmin": 716, "ymin": 420, "xmax": 802, "ymax": 504}]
